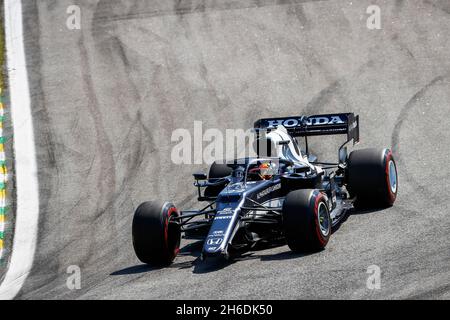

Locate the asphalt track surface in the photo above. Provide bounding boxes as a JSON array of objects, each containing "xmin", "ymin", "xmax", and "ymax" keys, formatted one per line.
[{"xmin": 13, "ymin": 0, "xmax": 450, "ymax": 299}]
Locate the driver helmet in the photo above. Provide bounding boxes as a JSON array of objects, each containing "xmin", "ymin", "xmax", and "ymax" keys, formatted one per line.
[{"xmin": 259, "ymin": 162, "xmax": 277, "ymax": 180}]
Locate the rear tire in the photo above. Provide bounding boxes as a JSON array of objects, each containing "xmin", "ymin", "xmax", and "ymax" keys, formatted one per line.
[
  {"xmin": 132, "ymin": 201, "xmax": 181, "ymax": 266},
  {"xmin": 282, "ymin": 189, "xmax": 331, "ymax": 252},
  {"xmin": 347, "ymin": 148, "xmax": 398, "ymax": 207},
  {"xmin": 204, "ymin": 161, "xmax": 232, "ymax": 198}
]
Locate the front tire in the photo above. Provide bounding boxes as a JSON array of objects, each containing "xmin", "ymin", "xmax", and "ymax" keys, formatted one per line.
[
  {"xmin": 282, "ymin": 189, "xmax": 331, "ymax": 252},
  {"xmin": 132, "ymin": 201, "xmax": 181, "ymax": 266},
  {"xmin": 347, "ymin": 148, "xmax": 398, "ymax": 207}
]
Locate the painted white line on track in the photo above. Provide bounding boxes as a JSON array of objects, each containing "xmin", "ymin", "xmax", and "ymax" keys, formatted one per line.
[{"xmin": 0, "ymin": 0, "xmax": 40, "ymax": 299}]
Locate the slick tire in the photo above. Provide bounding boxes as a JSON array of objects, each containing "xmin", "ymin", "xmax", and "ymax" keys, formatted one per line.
[
  {"xmin": 347, "ymin": 148, "xmax": 398, "ymax": 208},
  {"xmin": 132, "ymin": 201, "xmax": 181, "ymax": 266},
  {"xmin": 282, "ymin": 189, "xmax": 331, "ymax": 252}
]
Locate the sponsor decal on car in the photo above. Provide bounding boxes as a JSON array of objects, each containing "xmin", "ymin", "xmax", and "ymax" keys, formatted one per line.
[
  {"xmin": 206, "ymin": 237, "xmax": 223, "ymax": 245},
  {"xmin": 265, "ymin": 115, "xmax": 345, "ymax": 129},
  {"xmin": 214, "ymin": 215, "xmax": 232, "ymax": 220},
  {"xmin": 217, "ymin": 207, "xmax": 233, "ymax": 215},
  {"xmin": 257, "ymin": 183, "xmax": 281, "ymax": 200}
]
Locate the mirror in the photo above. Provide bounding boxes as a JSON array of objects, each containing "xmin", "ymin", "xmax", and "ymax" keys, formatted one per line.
[
  {"xmin": 339, "ymin": 146, "xmax": 348, "ymax": 163},
  {"xmin": 193, "ymin": 173, "xmax": 207, "ymax": 180}
]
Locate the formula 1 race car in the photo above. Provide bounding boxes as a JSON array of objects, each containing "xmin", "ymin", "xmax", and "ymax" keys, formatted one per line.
[{"xmin": 132, "ymin": 113, "xmax": 398, "ymax": 266}]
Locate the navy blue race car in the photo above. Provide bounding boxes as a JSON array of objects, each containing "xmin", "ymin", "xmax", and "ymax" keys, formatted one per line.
[{"xmin": 132, "ymin": 113, "xmax": 398, "ymax": 266}]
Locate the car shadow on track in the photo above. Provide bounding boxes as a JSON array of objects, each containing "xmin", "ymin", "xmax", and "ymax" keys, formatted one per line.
[
  {"xmin": 191, "ymin": 242, "xmax": 318, "ymax": 274},
  {"xmin": 110, "ymin": 241, "xmax": 204, "ymax": 276},
  {"xmin": 350, "ymin": 207, "xmax": 390, "ymax": 215},
  {"xmin": 331, "ymin": 207, "xmax": 386, "ymax": 233},
  {"xmin": 189, "ymin": 207, "xmax": 389, "ymax": 274},
  {"xmin": 111, "ymin": 241, "xmax": 316, "ymax": 276},
  {"xmin": 110, "ymin": 264, "xmax": 156, "ymax": 275},
  {"xmin": 111, "ymin": 208, "xmax": 386, "ymax": 276}
]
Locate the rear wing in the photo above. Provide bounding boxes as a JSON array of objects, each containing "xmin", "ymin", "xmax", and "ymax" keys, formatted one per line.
[{"xmin": 254, "ymin": 113, "xmax": 359, "ymax": 144}]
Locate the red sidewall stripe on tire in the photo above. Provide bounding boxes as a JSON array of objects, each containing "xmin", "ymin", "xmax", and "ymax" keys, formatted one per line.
[
  {"xmin": 164, "ymin": 206, "xmax": 180, "ymax": 258},
  {"xmin": 313, "ymin": 192, "xmax": 327, "ymax": 246}
]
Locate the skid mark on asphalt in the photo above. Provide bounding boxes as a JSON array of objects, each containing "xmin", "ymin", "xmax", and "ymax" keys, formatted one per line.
[
  {"xmin": 91, "ymin": 4, "xmax": 166, "ymax": 199},
  {"xmin": 78, "ymin": 34, "xmax": 116, "ymax": 216},
  {"xmin": 391, "ymin": 75, "xmax": 448, "ymax": 204},
  {"xmin": 91, "ymin": 0, "xmax": 328, "ymax": 23},
  {"xmin": 424, "ymin": 0, "xmax": 450, "ymax": 15}
]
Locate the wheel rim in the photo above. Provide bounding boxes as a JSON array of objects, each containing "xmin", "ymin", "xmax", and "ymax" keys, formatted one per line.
[
  {"xmin": 317, "ymin": 202, "xmax": 330, "ymax": 237},
  {"xmin": 388, "ymin": 160, "xmax": 397, "ymax": 194}
]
